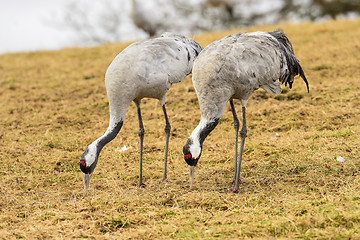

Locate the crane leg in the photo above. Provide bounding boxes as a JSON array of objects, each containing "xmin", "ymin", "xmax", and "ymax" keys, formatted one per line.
[
  {"xmin": 229, "ymin": 100, "xmax": 239, "ymax": 184},
  {"xmin": 136, "ymin": 102, "xmax": 146, "ymax": 188},
  {"xmin": 162, "ymin": 104, "xmax": 171, "ymax": 182},
  {"xmin": 233, "ymin": 106, "xmax": 247, "ymax": 193}
]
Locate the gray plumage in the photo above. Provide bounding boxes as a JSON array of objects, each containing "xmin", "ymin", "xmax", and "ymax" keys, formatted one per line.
[
  {"xmin": 80, "ymin": 33, "xmax": 202, "ymax": 194},
  {"xmin": 183, "ymin": 29, "xmax": 309, "ymax": 192}
]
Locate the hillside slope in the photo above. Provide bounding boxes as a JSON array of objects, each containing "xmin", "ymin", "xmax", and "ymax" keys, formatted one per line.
[{"xmin": 0, "ymin": 19, "xmax": 359, "ymax": 239}]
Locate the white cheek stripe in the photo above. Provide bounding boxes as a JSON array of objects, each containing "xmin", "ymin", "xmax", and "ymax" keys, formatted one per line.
[
  {"xmin": 85, "ymin": 116, "xmax": 121, "ymax": 166},
  {"xmin": 189, "ymin": 142, "xmax": 201, "ymax": 159},
  {"xmin": 85, "ymin": 142, "xmax": 98, "ymax": 166},
  {"xmin": 189, "ymin": 118, "xmax": 209, "ymax": 159}
]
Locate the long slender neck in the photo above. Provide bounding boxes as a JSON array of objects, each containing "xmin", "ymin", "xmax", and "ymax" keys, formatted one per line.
[
  {"xmin": 196, "ymin": 118, "xmax": 219, "ymax": 145},
  {"xmin": 96, "ymin": 120, "xmax": 123, "ymax": 154},
  {"xmin": 99, "ymin": 121, "xmax": 123, "ymax": 152},
  {"xmin": 80, "ymin": 119, "xmax": 123, "ymax": 173}
]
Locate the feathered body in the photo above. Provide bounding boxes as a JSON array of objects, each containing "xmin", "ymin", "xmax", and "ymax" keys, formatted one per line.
[
  {"xmin": 193, "ymin": 30, "xmax": 308, "ymax": 119},
  {"xmin": 106, "ymin": 33, "xmax": 198, "ymax": 107},
  {"xmin": 183, "ymin": 29, "xmax": 308, "ymax": 191},
  {"xmin": 80, "ymin": 33, "xmax": 202, "ymax": 193}
]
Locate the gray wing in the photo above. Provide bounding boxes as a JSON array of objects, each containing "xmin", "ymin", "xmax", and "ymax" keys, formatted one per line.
[
  {"xmin": 123, "ymin": 36, "xmax": 199, "ymax": 85},
  {"xmin": 198, "ymin": 32, "xmax": 284, "ymax": 95},
  {"xmin": 232, "ymin": 32, "xmax": 284, "ymax": 94}
]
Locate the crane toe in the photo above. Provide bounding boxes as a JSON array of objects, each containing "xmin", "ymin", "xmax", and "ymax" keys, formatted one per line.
[
  {"xmin": 229, "ymin": 179, "xmax": 246, "ymax": 193},
  {"xmin": 137, "ymin": 182, "xmax": 146, "ymax": 188}
]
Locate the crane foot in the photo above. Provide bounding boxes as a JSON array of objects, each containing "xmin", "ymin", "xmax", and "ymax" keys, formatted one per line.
[
  {"xmin": 228, "ymin": 179, "xmax": 246, "ymax": 193},
  {"xmin": 230, "ymin": 188, "xmax": 242, "ymax": 194}
]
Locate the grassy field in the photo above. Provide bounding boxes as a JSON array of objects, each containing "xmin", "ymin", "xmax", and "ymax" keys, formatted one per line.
[{"xmin": 0, "ymin": 19, "xmax": 359, "ymax": 239}]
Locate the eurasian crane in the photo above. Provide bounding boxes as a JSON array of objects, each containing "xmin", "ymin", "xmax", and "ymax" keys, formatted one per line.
[
  {"xmin": 80, "ymin": 33, "xmax": 202, "ymax": 194},
  {"xmin": 183, "ymin": 29, "xmax": 309, "ymax": 192}
]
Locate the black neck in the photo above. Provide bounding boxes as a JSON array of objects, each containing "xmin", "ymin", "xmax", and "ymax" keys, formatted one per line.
[
  {"xmin": 97, "ymin": 120, "xmax": 123, "ymax": 154},
  {"xmin": 199, "ymin": 118, "xmax": 220, "ymax": 146}
]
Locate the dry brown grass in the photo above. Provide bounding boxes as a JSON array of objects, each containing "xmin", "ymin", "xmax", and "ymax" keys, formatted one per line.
[{"xmin": 0, "ymin": 19, "xmax": 359, "ymax": 239}]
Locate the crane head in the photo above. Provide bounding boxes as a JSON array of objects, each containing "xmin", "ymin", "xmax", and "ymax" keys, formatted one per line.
[
  {"xmin": 183, "ymin": 138, "xmax": 201, "ymax": 167},
  {"xmin": 184, "ymin": 153, "xmax": 198, "ymax": 166},
  {"xmin": 80, "ymin": 145, "xmax": 99, "ymax": 195},
  {"xmin": 79, "ymin": 146, "xmax": 98, "ymax": 174},
  {"xmin": 182, "ymin": 118, "xmax": 219, "ymax": 187},
  {"xmin": 183, "ymin": 140, "xmax": 201, "ymax": 188}
]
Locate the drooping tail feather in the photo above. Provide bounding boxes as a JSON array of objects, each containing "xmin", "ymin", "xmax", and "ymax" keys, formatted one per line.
[
  {"xmin": 299, "ymin": 66, "xmax": 310, "ymax": 93},
  {"xmin": 269, "ymin": 29, "xmax": 309, "ymax": 93}
]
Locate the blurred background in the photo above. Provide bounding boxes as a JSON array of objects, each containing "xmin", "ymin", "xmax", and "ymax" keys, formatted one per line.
[{"xmin": 0, "ymin": 0, "xmax": 359, "ymax": 54}]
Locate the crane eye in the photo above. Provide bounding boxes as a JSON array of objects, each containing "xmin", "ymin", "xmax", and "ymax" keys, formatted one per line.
[{"xmin": 184, "ymin": 153, "xmax": 192, "ymax": 160}]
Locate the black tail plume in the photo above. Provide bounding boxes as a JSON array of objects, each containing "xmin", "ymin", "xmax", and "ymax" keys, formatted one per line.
[
  {"xmin": 299, "ymin": 66, "xmax": 309, "ymax": 93},
  {"xmin": 269, "ymin": 29, "xmax": 309, "ymax": 93}
]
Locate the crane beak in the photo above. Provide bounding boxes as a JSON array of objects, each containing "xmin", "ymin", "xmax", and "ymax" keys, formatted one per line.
[
  {"xmin": 84, "ymin": 173, "xmax": 92, "ymax": 195},
  {"xmin": 189, "ymin": 166, "xmax": 195, "ymax": 188}
]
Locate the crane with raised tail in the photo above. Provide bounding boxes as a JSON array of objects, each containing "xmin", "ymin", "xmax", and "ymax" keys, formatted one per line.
[
  {"xmin": 183, "ymin": 29, "xmax": 309, "ymax": 192},
  {"xmin": 80, "ymin": 33, "xmax": 202, "ymax": 195}
]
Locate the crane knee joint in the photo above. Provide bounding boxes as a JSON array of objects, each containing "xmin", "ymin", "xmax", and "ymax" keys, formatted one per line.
[
  {"xmin": 138, "ymin": 128, "xmax": 145, "ymax": 137},
  {"xmin": 234, "ymin": 120, "xmax": 240, "ymax": 130},
  {"xmin": 240, "ymin": 128, "xmax": 247, "ymax": 138},
  {"xmin": 164, "ymin": 124, "xmax": 171, "ymax": 133}
]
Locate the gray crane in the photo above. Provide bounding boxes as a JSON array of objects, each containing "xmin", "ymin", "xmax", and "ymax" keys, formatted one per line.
[
  {"xmin": 80, "ymin": 33, "xmax": 202, "ymax": 194},
  {"xmin": 182, "ymin": 29, "xmax": 309, "ymax": 192}
]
